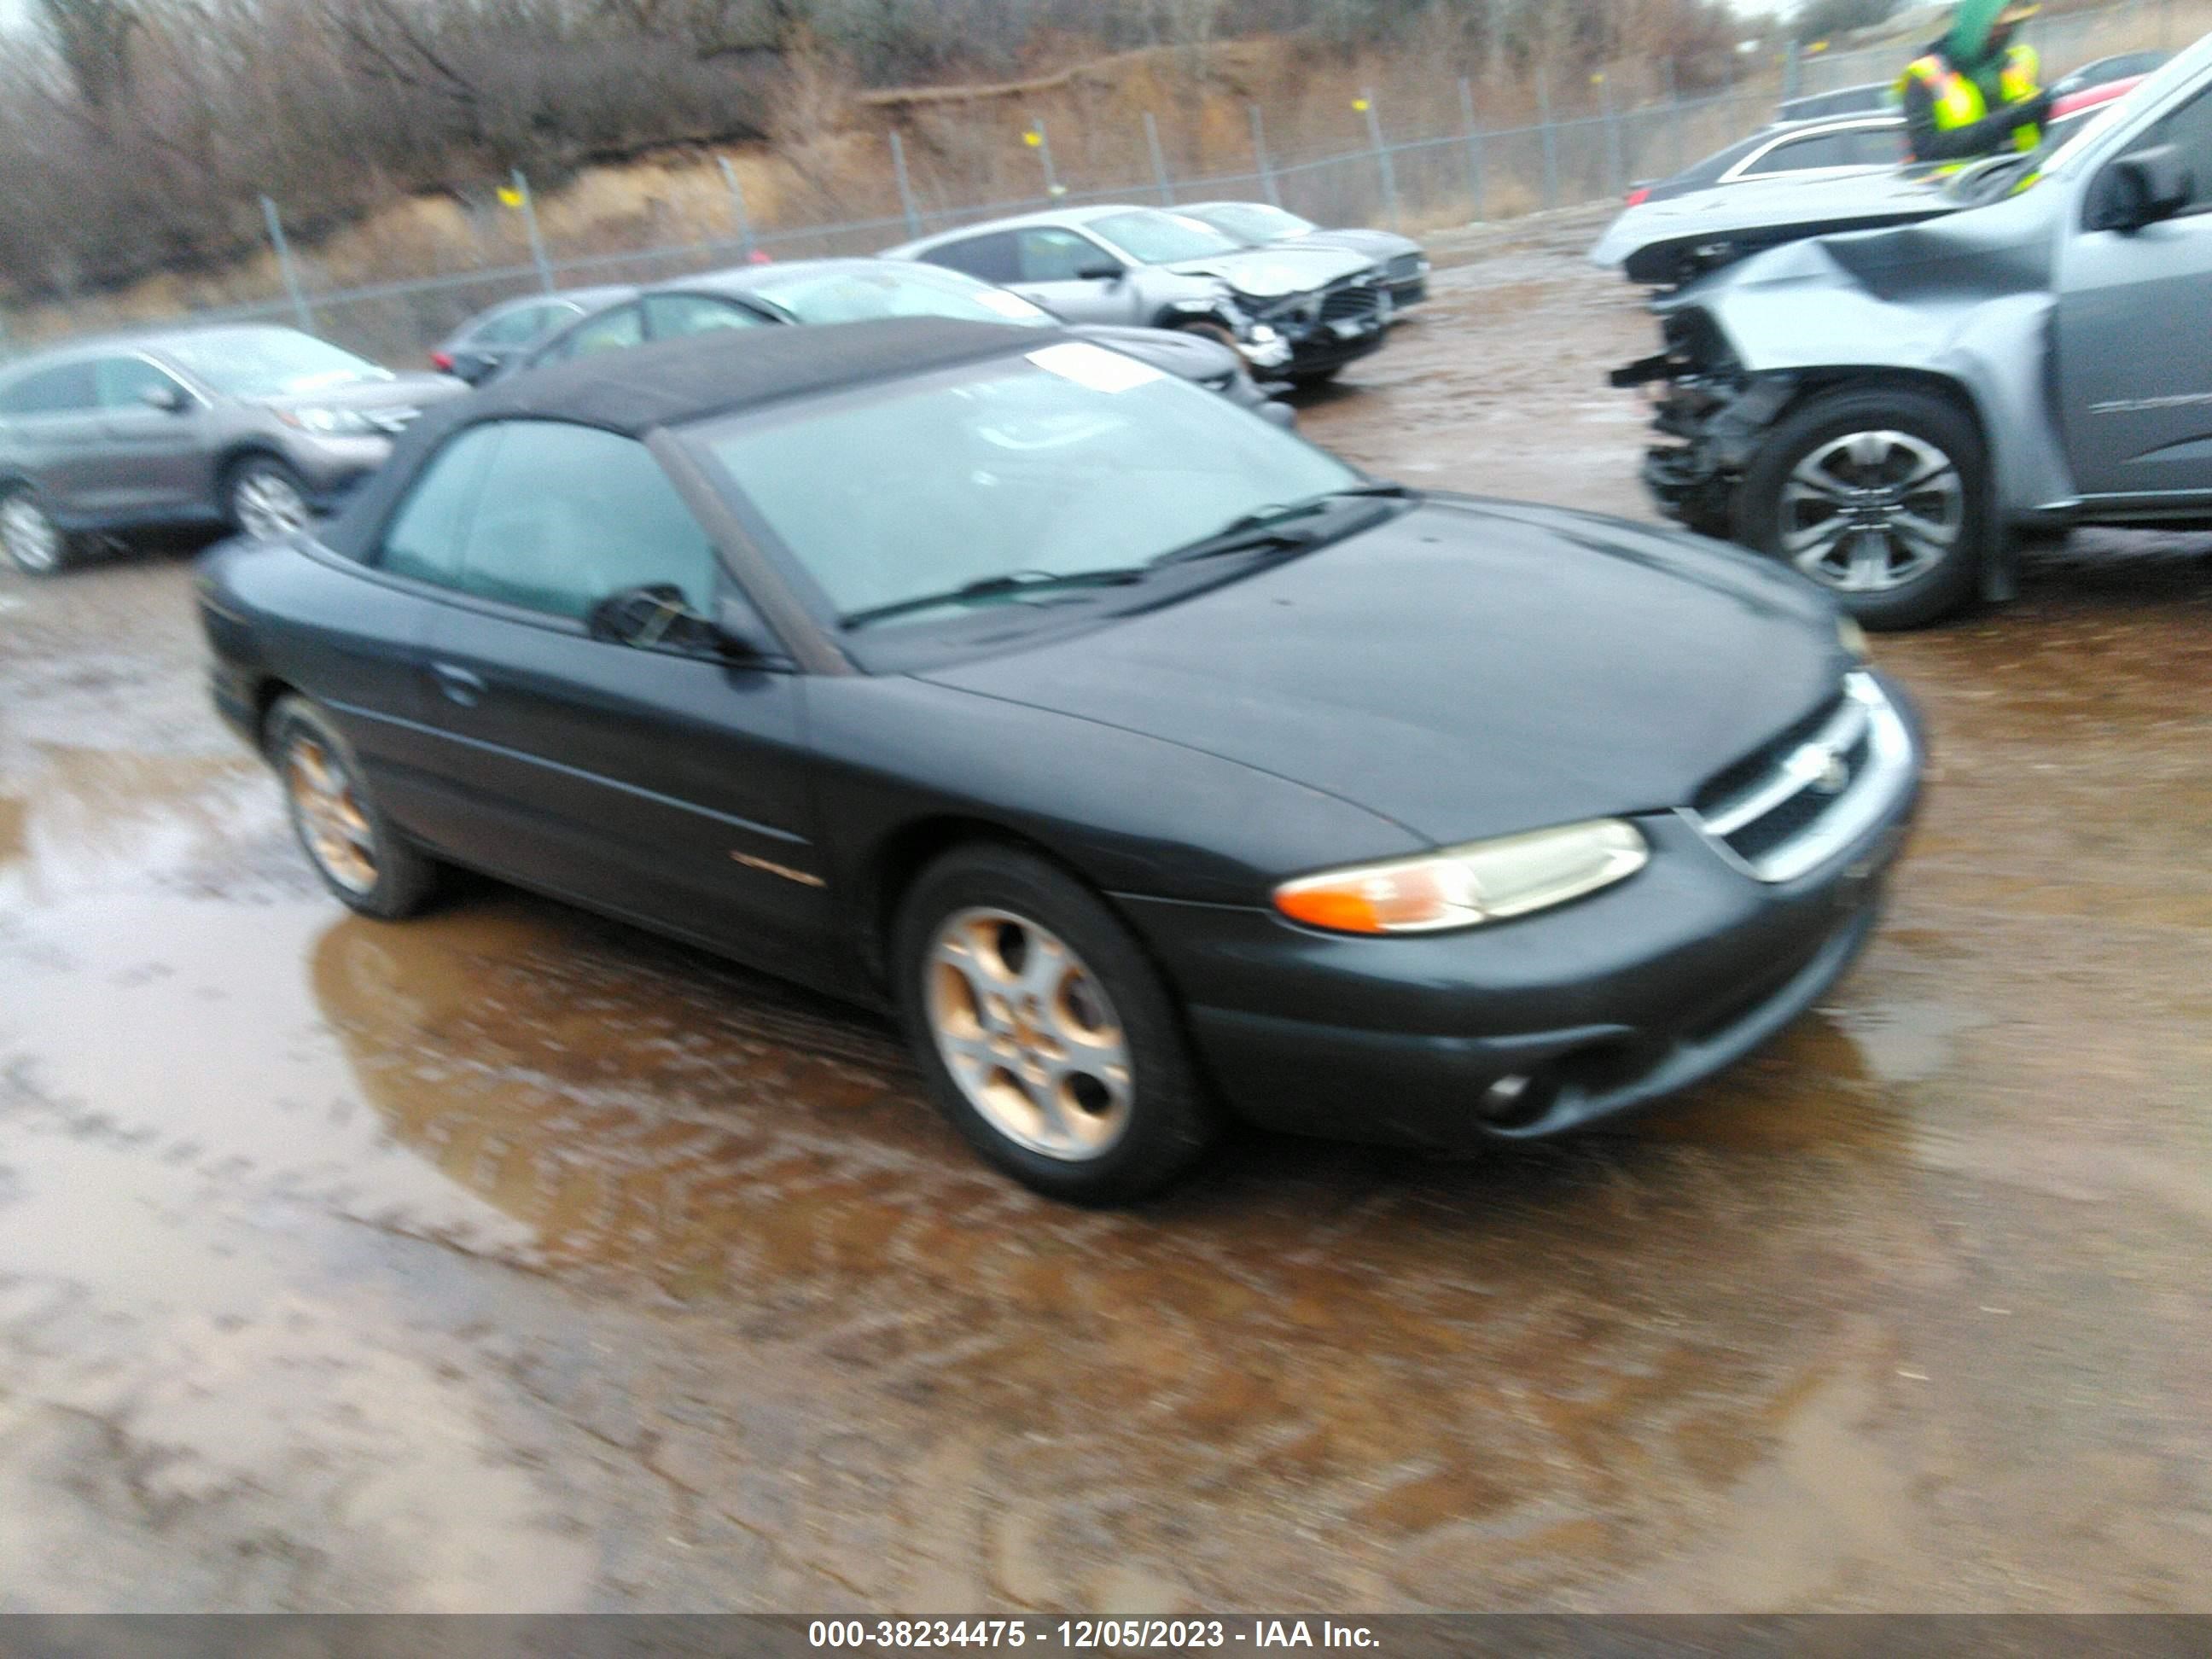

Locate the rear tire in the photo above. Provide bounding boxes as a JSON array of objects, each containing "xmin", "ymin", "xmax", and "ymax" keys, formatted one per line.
[
  {"xmin": 892, "ymin": 843, "xmax": 1217, "ymax": 1205},
  {"xmin": 1737, "ymin": 384, "xmax": 1987, "ymax": 631},
  {"xmin": 0, "ymin": 486, "xmax": 75, "ymax": 576},
  {"xmin": 268, "ymin": 694, "xmax": 438, "ymax": 919}
]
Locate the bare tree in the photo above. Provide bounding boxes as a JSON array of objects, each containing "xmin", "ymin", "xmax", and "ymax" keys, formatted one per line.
[{"xmin": 37, "ymin": 0, "xmax": 139, "ymax": 112}]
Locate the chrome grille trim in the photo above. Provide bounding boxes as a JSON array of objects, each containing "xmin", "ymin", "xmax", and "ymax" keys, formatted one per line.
[
  {"xmin": 1702, "ymin": 694, "xmax": 1870, "ymax": 837},
  {"xmin": 1319, "ymin": 282, "xmax": 1382, "ymax": 323},
  {"xmin": 1685, "ymin": 672, "xmax": 1912, "ymax": 884}
]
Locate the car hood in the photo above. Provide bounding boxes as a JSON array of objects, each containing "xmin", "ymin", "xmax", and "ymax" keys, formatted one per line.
[
  {"xmin": 1281, "ymin": 228, "xmax": 1422, "ymax": 262},
  {"xmin": 260, "ymin": 371, "xmax": 469, "ymax": 414},
  {"xmin": 916, "ymin": 497, "xmax": 1847, "ymax": 846},
  {"xmin": 1163, "ymin": 244, "xmax": 1374, "ymax": 294},
  {"xmin": 1590, "ymin": 166, "xmax": 1963, "ymax": 285},
  {"xmin": 1072, "ymin": 323, "xmax": 1241, "ymax": 382}
]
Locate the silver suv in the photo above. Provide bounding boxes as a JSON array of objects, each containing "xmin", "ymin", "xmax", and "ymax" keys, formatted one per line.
[
  {"xmin": 0, "ymin": 324, "xmax": 466, "ymax": 575},
  {"xmin": 1615, "ymin": 31, "xmax": 2212, "ymax": 628}
]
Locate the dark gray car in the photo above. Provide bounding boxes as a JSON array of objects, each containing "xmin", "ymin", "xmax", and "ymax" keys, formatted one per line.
[
  {"xmin": 1174, "ymin": 201, "xmax": 1430, "ymax": 310},
  {"xmin": 1610, "ymin": 38, "xmax": 2212, "ymax": 628},
  {"xmin": 0, "ymin": 325, "xmax": 467, "ymax": 574},
  {"xmin": 499, "ymin": 258, "xmax": 1295, "ymax": 425}
]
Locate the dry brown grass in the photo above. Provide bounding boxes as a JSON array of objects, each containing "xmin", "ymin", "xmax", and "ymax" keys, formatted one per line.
[{"xmin": 10, "ymin": 0, "xmax": 2211, "ymax": 362}]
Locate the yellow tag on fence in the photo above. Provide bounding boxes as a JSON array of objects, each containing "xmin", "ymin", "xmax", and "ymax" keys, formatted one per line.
[
  {"xmin": 1022, "ymin": 131, "xmax": 1043, "ymax": 148},
  {"xmin": 1352, "ymin": 98, "xmax": 1371, "ymax": 113},
  {"xmin": 497, "ymin": 185, "xmax": 525, "ymax": 208}
]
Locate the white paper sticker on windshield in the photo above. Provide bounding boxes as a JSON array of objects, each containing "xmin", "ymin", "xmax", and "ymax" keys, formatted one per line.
[{"xmin": 1025, "ymin": 341, "xmax": 1166, "ymax": 393}]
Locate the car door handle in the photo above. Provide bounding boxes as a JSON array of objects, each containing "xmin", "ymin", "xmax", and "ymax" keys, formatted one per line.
[{"xmin": 430, "ymin": 662, "xmax": 486, "ymax": 707}]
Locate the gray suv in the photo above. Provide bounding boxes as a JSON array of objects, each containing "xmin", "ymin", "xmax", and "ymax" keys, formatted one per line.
[
  {"xmin": 0, "ymin": 324, "xmax": 466, "ymax": 575},
  {"xmin": 1615, "ymin": 35, "xmax": 2212, "ymax": 628}
]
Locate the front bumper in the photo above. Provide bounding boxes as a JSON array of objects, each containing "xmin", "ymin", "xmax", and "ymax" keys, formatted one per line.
[
  {"xmin": 1279, "ymin": 317, "xmax": 1388, "ymax": 377},
  {"xmin": 1613, "ymin": 339, "xmax": 1796, "ymax": 530},
  {"xmin": 1119, "ymin": 673, "xmax": 1922, "ymax": 1149}
]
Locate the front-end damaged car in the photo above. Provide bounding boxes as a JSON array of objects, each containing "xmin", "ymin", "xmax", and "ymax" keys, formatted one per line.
[
  {"xmin": 1609, "ymin": 36, "xmax": 2212, "ymax": 628},
  {"xmin": 884, "ymin": 206, "xmax": 1391, "ymax": 386}
]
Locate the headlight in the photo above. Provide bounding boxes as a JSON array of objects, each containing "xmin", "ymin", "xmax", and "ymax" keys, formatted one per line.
[
  {"xmin": 1837, "ymin": 615, "xmax": 1871, "ymax": 662},
  {"xmin": 280, "ymin": 406, "xmax": 377, "ymax": 436},
  {"xmin": 1272, "ymin": 819, "xmax": 1649, "ymax": 935}
]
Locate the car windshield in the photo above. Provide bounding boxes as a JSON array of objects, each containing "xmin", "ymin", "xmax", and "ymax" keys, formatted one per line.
[
  {"xmin": 160, "ymin": 329, "xmax": 391, "ymax": 398},
  {"xmin": 1089, "ymin": 210, "xmax": 1243, "ymax": 264},
  {"xmin": 697, "ymin": 342, "xmax": 1359, "ymax": 628},
  {"xmin": 1197, "ymin": 203, "xmax": 1317, "ymax": 244},
  {"xmin": 749, "ymin": 265, "xmax": 1052, "ymax": 328}
]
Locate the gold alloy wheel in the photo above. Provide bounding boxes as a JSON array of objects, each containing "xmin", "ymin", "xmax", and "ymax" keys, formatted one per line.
[
  {"xmin": 285, "ymin": 735, "xmax": 379, "ymax": 894},
  {"xmin": 924, "ymin": 906, "xmax": 1133, "ymax": 1161}
]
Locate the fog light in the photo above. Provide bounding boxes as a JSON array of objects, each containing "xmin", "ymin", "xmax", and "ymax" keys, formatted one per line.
[
  {"xmin": 1478, "ymin": 1070, "xmax": 1562, "ymax": 1128},
  {"xmin": 1481, "ymin": 1074, "xmax": 1531, "ymax": 1115}
]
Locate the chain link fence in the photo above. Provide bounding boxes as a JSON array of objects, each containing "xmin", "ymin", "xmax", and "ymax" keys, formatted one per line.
[{"xmin": 0, "ymin": 0, "xmax": 2188, "ymax": 368}]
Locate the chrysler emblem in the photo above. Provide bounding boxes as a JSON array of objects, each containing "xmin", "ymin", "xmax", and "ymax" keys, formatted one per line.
[{"xmin": 1790, "ymin": 742, "xmax": 1851, "ymax": 796}]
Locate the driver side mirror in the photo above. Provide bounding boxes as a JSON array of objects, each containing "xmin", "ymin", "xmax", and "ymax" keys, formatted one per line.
[
  {"xmin": 2098, "ymin": 144, "xmax": 2195, "ymax": 232},
  {"xmin": 588, "ymin": 583, "xmax": 779, "ymax": 662},
  {"xmin": 141, "ymin": 382, "xmax": 189, "ymax": 414},
  {"xmin": 1075, "ymin": 260, "xmax": 1125, "ymax": 283}
]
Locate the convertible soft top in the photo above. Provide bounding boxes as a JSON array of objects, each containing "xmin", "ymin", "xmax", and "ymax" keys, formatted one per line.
[
  {"xmin": 321, "ymin": 316, "xmax": 1060, "ymax": 561},
  {"xmin": 452, "ymin": 313, "xmax": 1054, "ymax": 435}
]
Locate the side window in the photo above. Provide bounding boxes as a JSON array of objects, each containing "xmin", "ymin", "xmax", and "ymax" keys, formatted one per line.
[
  {"xmin": 921, "ymin": 232, "xmax": 1019, "ymax": 284},
  {"xmin": 1744, "ymin": 131, "xmax": 1864, "ymax": 176},
  {"xmin": 1844, "ymin": 127, "xmax": 1907, "ymax": 166},
  {"xmin": 554, "ymin": 304, "xmax": 645, "ymax": 361},
  {"xmin": 379, "ymin": 424, "xmax": 503, "ymax": 587},
  {"xmin": 1016, "ymin": 228, "xmax": 1115, "ymax": 282},
  {"xmin": 473, "ymin": 304, "xmax": 556, "ymax": 346},
  {"xmin": 0, "ymin": 362, "xmax": 98, "ymax": 416},
  {"xmin": 95, "ymin": 357, "xmax": 189, "ymax": 410},
  {"xmin": 643, "ymin": 294, "xmax": 768, "ymax": 339},
  {"xmin": 455, "ymin": 422, "xmax": 719, "ymax": 624}
]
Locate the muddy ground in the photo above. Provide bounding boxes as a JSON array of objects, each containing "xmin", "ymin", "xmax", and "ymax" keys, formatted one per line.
[{"xmin": 2, "ymin": 207, "xmax": 2209, "ymax": 1614}]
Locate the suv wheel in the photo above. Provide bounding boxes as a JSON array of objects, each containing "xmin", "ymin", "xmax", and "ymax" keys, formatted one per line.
[
  {"xmin": 893, "ymin": 844, "xmax": 1217, "ymax": 1205},
  {"xmin": 227, "ymin": 458, "xmax": 312, "ymax": 541},
  {"xmin": 268, "ymin": 694, "xmax": 438, "ymax": 919},
  {"xmin": 0, "ymin": 488, "xmax": 73, "ymax": 576},
  {"xmin": 1738, "ymin": 386, "xmax": 1987, "ymax": 630}
]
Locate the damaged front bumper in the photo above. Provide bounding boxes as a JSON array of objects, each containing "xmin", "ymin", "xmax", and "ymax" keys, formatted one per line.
[{"xmin": 1610, "ymin": 327, "xmax": 1796, "ymax": 533}]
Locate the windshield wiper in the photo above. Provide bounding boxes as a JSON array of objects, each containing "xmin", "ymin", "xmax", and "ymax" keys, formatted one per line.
[
  {"xmin": 1149, "ymin": 483, "xmax": 1414, "ymax": 569},
  {"xmin": 841, "ymin": 567, "xmax": 1146, "ymax": 630}
]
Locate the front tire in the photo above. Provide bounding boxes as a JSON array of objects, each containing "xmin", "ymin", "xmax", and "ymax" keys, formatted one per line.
[
  {"xmin": 1737, "ymin": 385, "xmax": 1988, "ymax": 631},
  {"xmin": 892, "ymin": 844, "xmax": 1217, "ymax": 1204},
  {"xmin": 226, "ymin": 457, "xmax": 313, "ymax": 541},
  {"xmin": 269, "ymin": 694, "xmax": 438, "ymax": 919},
  {"xmin": 0, "ymin": 487, "xmax": 75, "ymax": 576}
]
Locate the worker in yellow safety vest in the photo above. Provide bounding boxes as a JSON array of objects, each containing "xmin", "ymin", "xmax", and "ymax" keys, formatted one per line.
[{"xmin": 1897, "ymin": 0, "xmax": 2051, "ymax": 168}]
